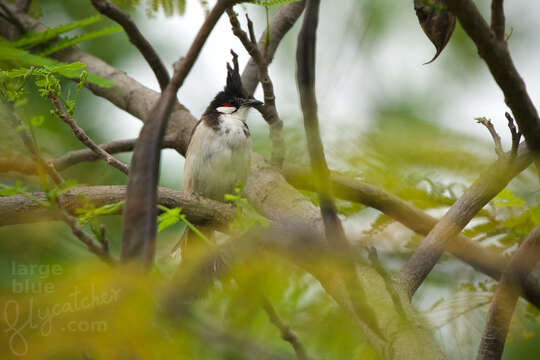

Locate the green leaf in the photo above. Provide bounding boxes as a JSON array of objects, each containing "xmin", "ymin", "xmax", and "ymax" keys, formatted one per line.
[
  {"xmin": 0, "ymin": 46, "xmax": 115, "ymax": 88},
  {"xmin": 76, "ymin": 200, "xmax": 124, "ymax": 225},
  {"xmin": 157, "ymin": 206, "xmax": 182, "ymax": 232},
  {"xmin": 11, "ymin": 15, "xmax": 102, "ymax": 49},
  {"xmin": 39, "ymin": 26, "xmax": 123, "ymax": 57}
]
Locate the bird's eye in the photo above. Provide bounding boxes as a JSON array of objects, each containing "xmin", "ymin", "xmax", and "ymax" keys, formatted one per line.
[{"xmin": 223, "ymin": 102, "xmax": 232, "ymax": 107}]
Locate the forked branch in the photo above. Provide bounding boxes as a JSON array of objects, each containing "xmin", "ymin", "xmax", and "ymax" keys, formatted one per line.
[
  {"xmin": 227, "ymin": 8, "xmax": 285, "ymax": 167},
  {"xmin": 48, "ymin": 92, "xmax": 129, "ymax": 175}
]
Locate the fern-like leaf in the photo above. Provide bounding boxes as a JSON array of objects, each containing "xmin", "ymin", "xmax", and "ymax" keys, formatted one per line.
[
  {"xmin": 39, "ymin": 26, "xmax": 123, "ymax": 57},
  {"xmin": 0, "ymin": 46, "xmax": 114, "ymax": 88},
  {"xmin": 11, "ymin": 15, "xmax": 102, "ymax": 50}
]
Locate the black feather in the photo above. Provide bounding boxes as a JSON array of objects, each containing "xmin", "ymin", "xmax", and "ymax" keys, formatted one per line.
[{"xmin": 204, "ymin": 51, "xmax": 248, "ymax": 115}]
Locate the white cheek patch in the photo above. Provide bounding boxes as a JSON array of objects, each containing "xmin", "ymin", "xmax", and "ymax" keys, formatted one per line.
[{"xmin": 217, "ymin": 106, "xmax": 237, "ymax": 114}]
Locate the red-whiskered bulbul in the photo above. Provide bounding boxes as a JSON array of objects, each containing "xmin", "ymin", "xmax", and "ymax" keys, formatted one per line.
[{"xmin": 172, "ymin": 55, "xmax": 262, "ymax": 261}]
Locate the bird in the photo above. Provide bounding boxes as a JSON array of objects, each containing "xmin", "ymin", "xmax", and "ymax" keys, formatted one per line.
[{"xmin": 172, "ymin": 54, "xmax": 263, "ymax": 264}]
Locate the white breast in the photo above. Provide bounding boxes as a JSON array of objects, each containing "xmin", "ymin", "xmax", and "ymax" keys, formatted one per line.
[{"xmin": 183, "ymin": 115, "xmax": 251, "ymax": 201}]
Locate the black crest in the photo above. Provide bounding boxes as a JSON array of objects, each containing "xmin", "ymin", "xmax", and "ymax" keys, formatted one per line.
[{"xmin": 204, "ymin": 50, "xmax": 247, "ymax": 115}]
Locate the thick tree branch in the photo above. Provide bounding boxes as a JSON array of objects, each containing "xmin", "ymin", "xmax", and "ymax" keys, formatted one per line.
[
  {"xmin": 491, "ymin": 0, "xmax": 505, "ymax": 41},
  {"xmin": 90, "ymin": 0, "xmax": 170, "ymax": 90},
  {"xmin": 48, "ymin": 92, "xmax": 130, "ymax": 175},
  {"xmin": 0, "ymin": 185, "xmax": 234, "ymax": 228},
  {"xmin": 121, "ymin": 0, "xmax": 236, "ymax": 265},
  {"xmin": 401, "ymin": 143, "xmax": 532, "ymax": 299},
  {"xmin": 227, "ymin": 9, "xmax": 285, "ymax": 167},
  {"xmin": 476, "ymin": 225, "xmax": 540, "ymax": 360},
  {"xmin": 445, "ymin": 0, "xmax": 540, "ymax": 167}
]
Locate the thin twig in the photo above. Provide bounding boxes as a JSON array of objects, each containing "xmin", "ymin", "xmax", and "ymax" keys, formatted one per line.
[
  {"xmin": 491, "ymin": 0, "xmax": 505, "ymax": 41},
  {"xmin": 227, "ymin": 8, "xmax": 285, "ymax": 167},
  {"xmin": 505, "ymin": 112, "xmax": 521, "ymax": 159},
  {"xmin": 97, "ymin": 223, "xmax": 109, "ymax": 252},
  {"xmin": 262, "ymin": 299, "xmax": 311, "ymax": 360},
  {"xmin": 90, "ymin": 0, "xmax": 170, "ymax": 90},
  {"xmin": 60, "ymin": 210, "xmax": 112, "ymax": 262},
  {"xmin": 477, "ymin": 117, "xmax": 504, "ymax": 158},
  {"xmin": 48, "ymin": 92, "xmax": 129, "ymax": 175},
  {"xmin": 476, "ymin": 225, "xmax": 540, "ymax": 360}
]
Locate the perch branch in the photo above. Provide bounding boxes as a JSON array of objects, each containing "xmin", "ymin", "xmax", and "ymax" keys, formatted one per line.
[
  {"xmin": 0, "ymin": 185, "xmax": 235, "ymax": 228},
  {"xmin": 90, "ymin": 0, "xmax": 170, "ymax": 90}
]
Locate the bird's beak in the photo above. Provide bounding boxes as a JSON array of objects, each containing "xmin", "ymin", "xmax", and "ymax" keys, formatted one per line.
[{"xmin": 241, "ymin": 98, "xmax": 263, "ymax": 107}]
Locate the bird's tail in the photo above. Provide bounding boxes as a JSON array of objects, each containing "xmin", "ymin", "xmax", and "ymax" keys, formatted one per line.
[{"xmin": 171, "ymin": 227, "xmax": 225, "ymax": 275}]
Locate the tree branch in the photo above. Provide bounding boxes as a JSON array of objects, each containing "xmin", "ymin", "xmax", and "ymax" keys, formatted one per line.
[
  {"xmin": 476, "ymin": 225, "xmax": 540, "ymax": 360},
  {"xmin": 90, "ymin": 0, "xmax": 170, "ymax": 90},
  {"xmin": 241, "ymin": 1, "xmax": 305, "ymax": 95},
  {"xmin": 477, "ymin": 117, "xmax": 504, "ymax": 158},
  {"xmin": 445, "ymin": 0, "xmax": 540, "ymax": 169},
  {"xmin": 401, "ymin": 143, "xmax": 532, "ymax": 299},
  {"xmin": 295, "ymin": 0, "xmax": 385, "ymax": 341},
  {"xmin": 227, "ymin": 9, "xmax": 285, "ymax": 167},
  {"xmin": 491, "ymin": 0, "xmax": 505, "ymax": 41},
  {"xmin": 48, "ymin": 92, "xmax": 130, "ymax": 175},
  {"xmin": 283, "ymin": 163, "xmax": 540, "ymax": 309},
  {"xmin": 121, "ymin": 0, "xmax": 236, "ymax": 265},
  {"xmin": 0, "ymin": 185, "xmax": 235, "ymax": 228},
  {"xmin": 505, "ymin": 112, "xmax": 521, "ymax": 158}
]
